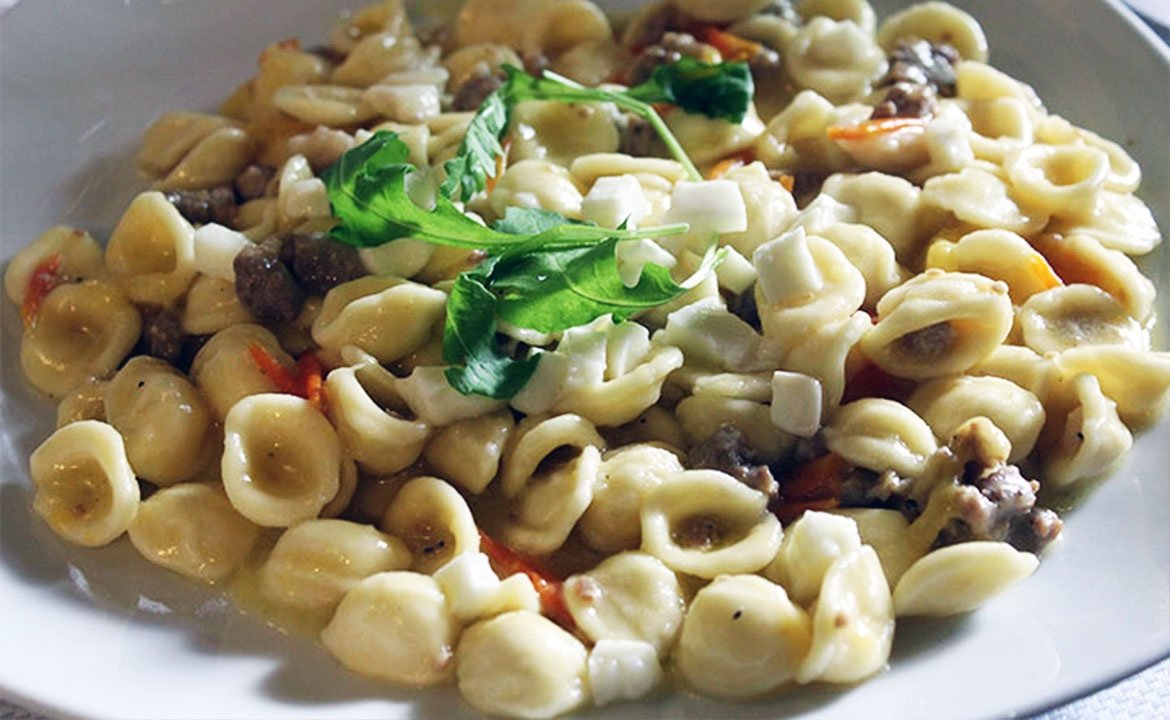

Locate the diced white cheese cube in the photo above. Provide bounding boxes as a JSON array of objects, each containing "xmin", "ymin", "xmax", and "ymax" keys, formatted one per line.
[
  {"xmin": 715, "ymin": 245, "xmax": 757, "ymax": 295},
  {"xmin": 666, "ymin": 179, "xmax": 748, "ymax": 236},
  {"xmin": 582, "ymin": 175, "xmax": 650, "ymax": 229},
  {"xmin": 770, "ymin": 370, "xmax": 823, "ymax": 437},
  {"xmin": 510, "ymin": 349, "xmax": 570, "ymax": 416},
  {"xmin": 615, "ymin": 238, "xmax": 676, "ymax": 288},
  {"xmin": 192, "ymin": 223, "xmax": 251, "ymax": 282},
  {"xmin": 396, "ymin": 365, "xmax": 507, "ymax": 427},
  {"xmin": 433, "ymin": 552, "xmax": 503, "ymax": 622},
  {"xmin": 753, "ymin": 227, "xmax": 824, "ymax": 306},
  {"xmin": 587, "ymin": 639, "xmax": 663, "ymax": 706}
]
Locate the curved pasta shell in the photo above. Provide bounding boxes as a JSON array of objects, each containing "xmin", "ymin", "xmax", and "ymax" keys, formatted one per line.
[
  {"xmin": 273, "ymin": 84, "xmax": 377, "ymax": 126},
  {"xmin": 824, "ymin": 399, "xmax": 938, "ymax": 479},
  {"xmin": 578, "ymin": 444, "xmax": 684, "ymax": 554},
  {"xmin": 795, "ymin": 546, "xmax": 893, "ymax": 684},
  {"xmin": 331, "ymin": 32, "xmax": 423, "ymax": 87},
  {"xmin": 128, "ymin": 483, "xmax": 260, "ymax": 583},
  {"xmin": 821, "ymin": 172, "xmax": 926, "ymax": 266},
  {"xmin": 55, "ymin": 378, "xmax": 108, "ymax": 428},
  {"xmin": 554, "ymin": 345, "xmax": 684, "ymax": 427},
  {"xmin": 564, "ymin": 551, "xmax": 685, "ymax": 657},
  {"xmin": 922, "ymin": 168, "xmax": 1045, "ymax": 235},
  {"xmin": 3, "ymin": 225, "xmax": 104, "ymax": 306},
  {"xmin": 1053, "ymin": 346, "xmax": 1170, "ymax": 427},
  {"xmin": 785, "ymin": 17, "xmax": 885, "ymax": 104},
  {"xmin": 676, "ymin": 395, "xmax": 795, "ymax": 466},
  {"xmin": 1044, "ymin": 373, "xmax": 1133, "ymax": 487},
  {"xmin": 1018, "ymin": 284, "xmax": 1147, "ymax": 355},
  {"xmin": 925, "ymin": 228, "xmax": 1062, "ymax": 305},
  {"xmin": 1032, "ymin": 233, "xmax": 1156, "ymax": 322},
  {"xmin": 320, "ymin": 571, "xmax": 456, "ymax": 686},
  {"xmin": 1054, "ymin": 190, "xmax": 1162, "ymax": 256},
  {"xmin": 20, "ymin": 280, "xmax": 141, "ymax": 398},
  {"xmin": 503, "ymin": 445, "xmax": 600, "ymax": 556},
  {"xmin": 423, "ymin": 410, "xmax": 514, "ymax": 494},
  {"xmin": 754, "ymin": 231, "xmax": 866, "ymax": 352},
  {"xmin": 136, "ymin": 111, "xmax": 237, "ymax": 177},
  {"xmin": 456, "ymin": 610, "xmax": 589, "ymax": 719},
  {"xmin": 380, "ymin": 476, "xmax": 480, "ymax": 574},
  {"xmin": 641, "ymin": 469, "xmax": 782, "ymax": 578},
  {"xmin": 500, "ymin": 414, "xmax": 605, "ymax": 498},
  {"xmin": 674, "ymin": 574, "xmax": 811, "ymax": 699},
  {"xmin": 908, "ymin": 376, "xmax": 1046, "ymax": 463},
  {"xmin": 819, "ymin": 223, "xmax": 908, "ymax": 309},
  {"xmin": 780, "ymin": 310, "xmax": 872, "ymax": 418},
  {"xmin": 860, "ymin": 270, "xmax": 1013, "ymax": 379},
  {"xmin": 832, "ymin": 508, "xmax": 920, "ymax": 588},
  {"xmin": 312, "ymin": 276, "xmax": 447, "ymax": 362},
  {"xmin": 104, "ymin": 357, "xmax": 215, "ymax": 486},
  {"xmin": 105, "ymin": 191, "xmax": 197, "ymax": 305},
  {"xmin": 893, "ymin": 541, "xmax": 1038, "ymax": 617},
  {"xmin": 1005, "ymin": 143, "xmax": 1109, "ymax": 220},
  {"xmin": 184, "ymin": 274, "xmax": 255, "ymax": 335},
  {"xmin": 222, "ymin": 393, "xmax": 341, "ymax": 527},
  {"xmin": 568, "ymin": 153, "xmax": 689, "ymax": 188},
  {"xmin": 509, "ymin": 100, "xmax": 619, "ymax": 168},
  {"xmin": 156, "ymin": 126, "xmax": 254, "ymax": 191},
  {"xmin": 442, "ymin": 43, "xmax": 523, "ymax": 91},
  {"xmin": 765, "ymin": 511, "xmax": 862, "ymax": 607},
  {"xmin": 320, "ymin": 456, "xmax": 359, "ymax": 519},
  {"xmin": 30, "ymin": 420, "xmax": 139, "ymax": 547},
  {"xmin": 325, "ymin": 364, "xmax": 430, "ymax": 476},
  {"xmin": 191, "ymin": 324, "xmax": 291, "ymax": 421},
  {"xmin": 877, "ymin": 1, "xmax": 988, "ymax": 62},
  {"xmin": 261, "ymin": 519, "xmax": 411, "ymax": 610},
  {"xmin": 489, "ymin": 159, "xmax": 585, "ymax": 220}
]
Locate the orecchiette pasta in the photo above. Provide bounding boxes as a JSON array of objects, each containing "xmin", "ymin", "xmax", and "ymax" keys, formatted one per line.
[
  {"xmin": 128, "ymin": 483, "xmax": 260, "ymax": 583},
  {"xmin": 104, "ymin": 356, "xmax": 215, "ymax": 486},
  {"xmin": 641, "ymin": 469, "xmax": 783, "ymax": 578},
  {"xmin": 29, "ymin": 421, "xmax": 140, "ymax": 547},
  {"xmin": 221, "ymin": 393, "xmax": 342, "ymax": 527},
  {"xmin": 674, "ymin": 574, "xmax": 811, "ymax": 698},
  {"xmin": 380, "ymin": 475, "xmax": 481, "ymax": 574},
  {"xmin": 320, "ymin": 571, "xmax": 457, "ymax": 685},
  {"xmin": 456, "ymin": 610, "xmax": 590, "ymax": 719},
  {"xmin": 20, "ymin": 280, "xmax": 141, "ymax": 398},
  {"xmin": 9, "ymin": 0, "xmax": 1169, "ymax": 715},
  {"xmin": 261, "ymin": 518, "xmax": 411, "ymax": 609},
  {"xmin": 893, "ymin": 541, "xmax": 1038, "ymax": 617}
]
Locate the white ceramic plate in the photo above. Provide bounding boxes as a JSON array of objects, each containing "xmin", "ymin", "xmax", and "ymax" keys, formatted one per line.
[{"xmin": 1, "ymin": 1, "xmax": 1167, "ymax": 718}]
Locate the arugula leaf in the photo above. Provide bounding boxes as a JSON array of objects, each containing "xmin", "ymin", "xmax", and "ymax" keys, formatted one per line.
[
  {"xmin": 625, "ymin": 57, "xmax": 754, "ymax": 123},
  {"xmin": 324, "ymin": 131, "xmax": 686, "ymax": 250},
  {"xmin": 322, "ymin": 130, "xmax": 519, "ymax": 249},
  {"xmin": 440, "ymin": 88, "xmax": 509, "ymax": 202},
  {"xmin": 442, "ymin": 264, "xmax": 542, "ymax": 399}
]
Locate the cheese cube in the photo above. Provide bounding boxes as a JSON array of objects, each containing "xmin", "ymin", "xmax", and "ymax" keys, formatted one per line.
[
  {"xmin": 666, "ymin": 179, "xmax": 748, "ymax": 236},
  {"xmin": 582, "ymin": 175, "xmax": 650, "ymax": 229},
  {"xmin": 753, "ymin": 227, "xmax": 824, "ymax": 306},
  {"xmin": 770, "ymin": 370, "xmax": 823, "ymax": 437},
  {"xmin": 587, "ymin": 639, "xmax": 663, "ymax": 706}
]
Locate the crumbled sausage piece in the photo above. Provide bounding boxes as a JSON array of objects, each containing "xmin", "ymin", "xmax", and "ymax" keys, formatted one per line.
[
  {"xmin": 233, "ymin": 236, "xmax": 304, "ymax": 323},
  {"xmin": 870, "ymin": 81, "xmax": 938, "ymax": 119},
  {"xmin": 234, "ymin": 164, "xmax": 276, "ymax": 201},
  {"xmin": 626, "ymin": 32, "xmax": 720, "ymax": 86},
  {"xmin": 287, "ymin": 231, "xmax": 367, "ymax": 295},
  {"xmin": 451, "ymin": 72, "xmax": 506, "ymax": 112},
  {"xmin": 932, "ymin": 463, "xmax": 1063, "ymax": 554},
  {"xmin": 880, "ymin": 39, "xmax": 959, "ymax": 97},
  {"xmin": 688, "ymin": 424, "xmax": 779, "ymax": 500},
  {"xmin": 618, "ymin": 114, "xmax": 662, "ymax": 157},
  {"xmin": 760, "ymin": 0, "xmax": 801, "ymax": 23},
  {"xmin": 138, "ymin": 305, "xmax": 185, "ymax": 366},
  {"xmin": 164, "ymin": 186, "xmax": 239, "ymax": 226}
]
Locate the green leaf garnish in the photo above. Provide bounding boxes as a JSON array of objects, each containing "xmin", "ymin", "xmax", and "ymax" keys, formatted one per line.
[{"xmin": 625, "ymin": 57, "xmax": 755, "ymax": 124}]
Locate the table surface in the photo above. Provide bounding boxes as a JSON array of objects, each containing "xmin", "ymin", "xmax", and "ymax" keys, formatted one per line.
[{"xmin": 0, "ymin": 0, "xmax": 1167, "ymax": 718}]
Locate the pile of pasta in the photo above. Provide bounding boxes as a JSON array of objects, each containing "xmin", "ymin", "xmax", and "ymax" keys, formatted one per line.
[{"xmin": 6, "ymin": 0, "xmax": 1169, "ymax": 717}]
